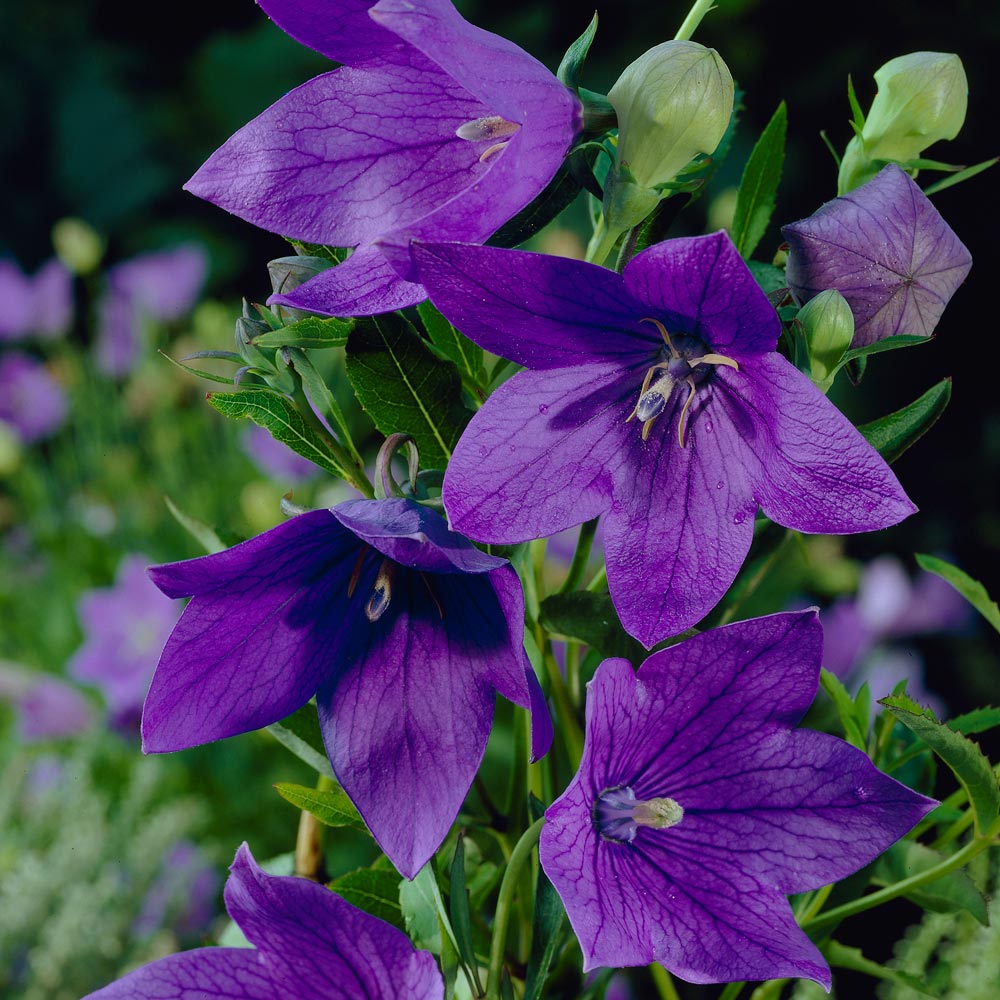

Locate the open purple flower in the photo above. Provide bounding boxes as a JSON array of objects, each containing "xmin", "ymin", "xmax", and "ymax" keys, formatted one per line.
[
  {"xmin": 186, "ymin": 0, "xmax": 580, "ymax": 317},
  {"xmin": 0, "ymin": 257, "xmax": 72, "ymax": 341},
  {"xmin": 539, "ymin": 611, "xmax": 934, "ymax": 985},
  {"xmin": 783, "ymin": 164, "xmax": 971, "ymax": 347},
  {"xmin": 0, "ymin": 664, "xmax": 92, "ymax": 742},
  {"xmin": 0, "ymin": 351, "xmax": 68, "ymax": 444},
  {"xmin": 414, "ymin": 232, "xmax": 915, "ymax": 646},
  {"xmin": 84, "ymin": 842, "xmax": 444, "ymax": 1000},
  {"xmin": 143, "ymin": 497, "xmax": 550, "ymax": 877}
]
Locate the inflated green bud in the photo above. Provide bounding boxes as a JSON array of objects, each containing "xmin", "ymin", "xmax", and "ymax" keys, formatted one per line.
[
  {"xmin": 838, "ymin": 52, "xmax": 968, "ymax": 194},
  {"xmin": 52, "ymin": 217, "xmax": 105, "ymax": 276},
  {"xmin": 589, "ymin": 40, "xmax": 733, "ymax": 262},
  {"xmin": 795, "ymin": 289, "xmax": 855, "ymax": 392}
]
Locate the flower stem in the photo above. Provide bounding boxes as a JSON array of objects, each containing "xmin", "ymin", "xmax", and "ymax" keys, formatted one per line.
[
  {"xmin": 718, "ymin": 983, "xmax": 746, "ymax": 1000},
  {"xmin": 486, "ymin": 818, "xmax": 545, "ymax": 1000},
  {"xmin": 650, "ymin": 963, "xmax": 682, "ymax": 1000},
  {"xmin": 294, "ymin": 774, "xmax": 334, "ymax": 880},
  {"xmin": 675, "ymin": 0, "xmax": 717, "ymax": 41}
]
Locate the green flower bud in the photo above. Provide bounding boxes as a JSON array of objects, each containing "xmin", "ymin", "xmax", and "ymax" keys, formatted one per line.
[
  {"xmin": 795, "ymin": 289, "xmax": 855, "ymax": 393},
  {"xmin": 838, "ymin": 52, "xmax": 968, "ymax": 194},
  {"xmin": 52, "ymin": 217, "xmax": 105, "ymax": 276}
]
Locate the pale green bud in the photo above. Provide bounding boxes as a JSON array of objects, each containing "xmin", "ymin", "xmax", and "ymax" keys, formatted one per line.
[
  {"xmin": 51, "ymin": 217, "xmax": 105, "ymax": 275},
  {"xmin": 796, "ymin": 290, "xmax": 855, "ymax": 393},
  {"xmin": 838, "ymin": 52, "xmax": 968, "ymax": 193}
]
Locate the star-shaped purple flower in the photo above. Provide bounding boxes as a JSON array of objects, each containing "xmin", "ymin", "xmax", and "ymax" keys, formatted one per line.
[
  {"xmin": 143, "ymin": 497, "xmax": 550, "ymax": 877},
  {"xmin": 84, "ymin": 842, "xmax": 444, "ymax": 1000},
  {"xmin": 783, "ymin": 164, "xmax": 972, "ymax": 347},
  {"xmin": 539, "ymin": 611, "xmax": 935, "ymax": 986},
  {"xmin": 0, "ymin": 351, "xmax": 68, "ymax": 444},
  {"xmin": 0, "ymin": 257, "xmax": 72, "ymax": 342},
  {"xmin": 413, "ymin": 232, "xmax": 915, "ymax": 646},
  {"xmin": 185, "ymin": 0, "xmax": 580, "ymax": 317}
]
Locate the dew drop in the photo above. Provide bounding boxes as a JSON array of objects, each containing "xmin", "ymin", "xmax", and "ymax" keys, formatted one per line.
[
  {"xmin": 732, "ymin": 511, "xmax": 745, "ymax": 525},
  {"xmin": 538, "ymin": 403, "xmax": 549, "ymax": 415},
  {"xmin": 705, "ymin": 420, "xmax": 714, "ymax": 433},
  {"xmin": 508, "ymin": 444, "xmax": 516, "ymax": 453},
  {"xmin": 478, "ymin": 445, "xmax": 488, "ymax": 457},
  {"xmin": 716, "ymin": 480, "xmax": 725, "ymax": 490}
]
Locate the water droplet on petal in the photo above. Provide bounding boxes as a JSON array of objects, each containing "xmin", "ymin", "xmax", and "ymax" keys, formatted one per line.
[
  {"xmin": 478, "ymin": 445, "xmax": 488, "ymax": 457},
  {"xmin": 732, "ymin": 511, "xmax": 745, "ymax": 525},
  {"xmin": 716, "ymin": 480, "xmax": 725, "ymax": 490},
  {"xmin": 705, "ymin": 420, "xmax": 714, "ymax": 433},
  {"xmin": 538, "ymin": 403, "xmax": 549, "ymax": 415}
]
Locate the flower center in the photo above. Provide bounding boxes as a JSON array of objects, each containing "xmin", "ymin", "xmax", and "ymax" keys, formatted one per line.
[
  {"xmin": 627, "ymin": 317, "xmax": 739, "ymax": 446},
  {"xmin": 594, "ymin": 785, "xmax": 684, "ymax": 843},
  {"xmin": 455, "ymin": 115, "xmax": 521, "ymax": 163}
]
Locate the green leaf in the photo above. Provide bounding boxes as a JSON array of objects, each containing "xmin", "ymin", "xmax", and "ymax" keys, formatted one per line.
[
  {"xmin": 449, "ymin": 836, "xmax": 484, "ymax": 995},
  {"xmin": 266, "ymin": 703, "xmax": 334, "ymax": 779},
  {"xmin": 207, "ymin": 387, "xmax": 350, "ymax": 480},
  {"xmin": 160, "ymin": 349, "xmax": 236, "ymax": 385},
  {"xmin": 557, "ymin": 12, "xmax": 599, "ymax": 90},
  {"xmin": 915, "ymin": 553, "xmax": 1000, "ymax": 634},
  {"xmin": 417, "ymin": 300, "xmax": 485, "ymax": 389},
  {"xmin": 824, "ymin": 940, "xmax": 940, "ymax": 997},
  {"xmin": 923, "ymin": 155, "xmax": 999, "ymax": 195},
  {"xmin": 872, "ymin": 840, "xmax": 988, "ymax": 925},
  {"xmin": 399, "ymin": 862, "xmax": 458, "ymax": 955},
  {"xmin": 487, "ymin": 164, "xmax": 583, "ymax": 249},
  {"xmin": 836, "ymin": 332, "xmax": 930, "ymax": 371},
  {"xmin": 857, "ymin": 378, "xmax": 951, "ymax": 464},
  {"xmin": 523, "ymin": 869, "xmax": 566, "ymax": 1000},
  {"xmin": 329, "ymin": 867, "xmax": 406, "ymax": 931},
  {"xmin": 819, "ymin": 669, "xmax": 868, "ymax": 751},
  {"xmin": 273, "ymin": 781, "xmax": 366, "ymax": 831},
  {"xmin": 163, "ymin": 495, "xmax": 225, "ymax": 555},
  {"xmin": 947, "ymin": 705, "xmax": 1000, "ymax": 735},
  {"xmin": 730, "ymin": 101, "xmax": 787, "ymax": 259},
  {"xmin": 285, "ymin": 241, "xmax": 350, "ymax": 265},
  {"xmin": 250, "ymin": 315, "xmax": 354, "ymax": 350},
  {"xmin": 746, "ymin": 260, "xmax": 787, "ymax": 295},
  {"xmin": 345, "ymin": 315, "xmax": 470, "ymax": 469},
  {"xmin": 881, "ymin": 692, "xmax": 1000, "ymax": 836},
  {"xmin": 538, "ymin": 592, "xmax": 645, "ymax": 663}
]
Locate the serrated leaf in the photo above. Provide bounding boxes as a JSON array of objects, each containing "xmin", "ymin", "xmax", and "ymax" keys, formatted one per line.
[
  {"xmin": 251, "ymin": 315, "xmax": 354, "ymax": 350},
  {"xmin": 329, "ymin": 867, "xmax": 406, "ymax": 931},
  {"xmin": 824, "ymin": 940, "xmax": 940, "ymax": 997},
  {"xmin": 418, "ymin": 300, "xmax": 485, "ymax": 388},
  {"xmin": 207, "ymin": 387, "xmax": 350, "ymax": 480},
  {"xmin": 538, "ymin": 592, "xmax": 645, "ymax": 663},
  {"xmin": 730, "ymin": 101, "xmax": 787, "ymax": 259},
  {"xmin": 820, "ymin": 669, "xmax": 868, "ymax": 750},
  {"xmin": 881, "ymin": 692, "xmax": 1000, "ymax": 836},
  {"xmin": 858, "ymin": 378, "xmax": 951, "ymax": 464},
  {"xmin": 872, "ymin": 840, "xmax": 988, "ymax": 924},
  {"xmin": 399, "ymin": 862, "xmax": 457, "ymax": 955},
  {"xmin": 487, "ymin": 164, "xmax": 583, "ymax": 249},
  {"xmin": 915, "ymin": 554, "xmax": 1000, "ymax": 634},
  {"xmin": 267, "ymin": 703, "xmax": 334, "ymax": 779},
  {"xmin": 948, "ymin": 706, "xmax": 1000, "ymax": 735},
  {"xmin": 523, "ymin": 869, "xmax": 566, "ymax": 1000},
  {"xmin": 163, "ymin": 495, "xmax": 224, "ymax": 555},
  {"xmin": 557, "ymin": 12, "xmax": 598, "ymax": 90},
  {"xmin": 274, "ymin": 781, "xmax": 366, "ymax": 831},
  {"xmin": 346, "ymin": 315, "xmax": 470, "ymax": 469}
]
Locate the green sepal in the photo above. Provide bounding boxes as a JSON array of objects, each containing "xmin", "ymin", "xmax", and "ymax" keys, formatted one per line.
[
  {"xmin": 730, "ymin": 101, "xmax": 787, "ymax": 259},
  {"xmin": 538, "ymin": 591, "xmax": 646, "ymax": 663},
  {"xmin": 880, "ymin": 692, "xmax": 1000, "ymax": 837},
  {"xmin": 819, "ymin": 669, "xmax": 868, "ymax": 751},
  {"xmin": 449, "ymin": 835, "xmax": 484, "ymax": 996},
  {"xmin": 823, "ymin": 940, "xmax": 940, "ymax": 997},
  {"xmin": 285, "ymin": 240, "xmax": 350, "ymax": 265},
  {"xmin": 872, "ymin": 840, "xmax": 989, "ymax": 925},
  {"xmin": 923, "ymin": 155, "xmax": 999, "ymax": 195},
  {"xmin": 163, "ymin": 495, "xmax": 225, "ymax": 555},
  {"xmin": 273, "ymin": 781, "xmax": 366, "ymax": 831},
  {"xmin": 207, "ymin": 387, "xmax": 352, "ymax": 481},
  {"xmin": 267, "ymin": 702, "xmax": 334, "ymax": 778},
  {"xmin": 159, "ymin": 349, "xmax": 237, "ymax": 385},
  {"xmin": 328, "ymin": 866, "xmax": 406, "ymax": 931},
  {"xmin": 557, "ymin": 12, "xmax": 599, "ymax": 91},
  {"xmin": 915, "ymin": 553, "xmax": 1000, "ymax": 634},
  {"xmin": 345, "ymin": 314, "xmax": 470, "ymax": 470},
  {"xmin": 500, "ymin": 968, "xmax": 516, "ymax": 1000},
  {"xmin": 399, "ymin": 862, "xmax": 458, "ymax": 956},
  {"xmin": 487, "ymin": 164, "xmax": 583, "ymax": 249},
  {"xmin": 857, "ymin": 377, "xmax": 951, "ymax": 464},
  {"xmin": 250, "ymin": 315, "xmax": 354, "ymax": 350},
  {"xmin": 523, "ymin": 867, "xmax": 566, "ymax": 1000},
  {"xmin": 418, "ymin": 300, "xmax": 487, "ymax": 391},
  {"xmin": 836, "ymin": 332, "xmax": 930, "ymax": 373},
  {"xmin": 846, "ymin": 74, "xmax": 866, "ymax": 132}
]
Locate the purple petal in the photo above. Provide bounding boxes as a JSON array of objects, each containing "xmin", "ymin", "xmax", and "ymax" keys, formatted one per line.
[
  {"xmin": 716, "ymin": 354, "xmax": 916, "ymax": 532},
  {"xmin": 32, "ymin": 258, "xmax": 74, "ymax": 339},
  {"xmin": 0, "ymin": 351, "xmax": 68, "ymax": 442},
  {"xmin": 443, "ymin": 363, "xmax": 637, "ymax": 544},
  {"xmin": 142, "ymin": 511, "xmax": 360, "ymax": 752},
  {"xmin": 783, "ymin": 164, "xmax": 972, "ymax": 346},
  {"xmin": 413, "ymin": 242, "xmax": 657, "ymax": 369},
  {"xmin": 623, "ymin": 231, "xmax": 780, "ymax": 359},
  {"xmin": 82, "ymin": 948, "xmax": 277, "ymax": 1000},
  {"xmin": 226, "ymin": 844, "xmax": 444, "ymax": 998}
]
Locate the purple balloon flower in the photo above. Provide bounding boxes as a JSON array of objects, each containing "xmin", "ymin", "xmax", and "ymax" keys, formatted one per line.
[
  {"xmin": 143, "ymin": 497, "xmax": 550, "ymax": 877},
  {"xmin": 0, "ymin": 257, "xmax": 73, "ymax": 341},
  {"xmin": 783, "ymin": 164, "xmax": 972, "ymax": 347},
  {"xmin": 0, "ymin": 351, "xmax": 68, "ymax": 443},
  {"xmin": 84, "ymin": 842, "xmax": 444, "ymax": 1000},
  {"xmin": 186, "ymin": 0, "xmax": 581, "ymax": 317},
  {"xmin": 414, "ymin": 232, "xmax": 915, "ymax": 646},
  {"xmin": 0, "ymin": 665, "xmax": 93, "ymax": 742},
  {"xmin": 539, "ymin": 611, "xmax": 934, "ymax": 985}
]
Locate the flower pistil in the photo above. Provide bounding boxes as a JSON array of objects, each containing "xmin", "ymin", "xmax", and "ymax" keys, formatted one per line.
[
  {"xmin": 594, "ymin": 784, "xmax": 685, "ymax": 843},
  {"xmin": 455, "ymin": 115, "xmax": 522, "ymax": 162}
]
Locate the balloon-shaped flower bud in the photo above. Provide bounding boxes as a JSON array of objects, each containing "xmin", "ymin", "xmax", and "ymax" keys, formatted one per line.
[
  {"xmin": 592, "ymin": 41, "xmax": 733, "ymax": 261},
  {"xmin": 795, "ymin": 289, "xmax": 855, "ymax": 393},
  {"xmin": 838, "ymin": 52, "xmax": 968, "ymax": 194}
]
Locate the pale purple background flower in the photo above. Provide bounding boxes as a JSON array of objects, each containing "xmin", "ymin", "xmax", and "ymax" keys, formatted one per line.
[
  {"xmin": 95, "ymin": 244, "xmax": 208, "ymax": 376},
  {"xmin": 783, "ymin": 164, "xmax": 971, "ymax": 346},
  {"xmin": 68, "ymin": 554, "xmax": 181, "ymax": 732},
  {"xmin": 0, "ymin": 351, "xmax": 68, "ymax": 443},
  {"xmin": 188, "ymin": 0, "xmax": 581, "ymax": 317},
  {"xmin": 415, "ymin": 232, "xmax": 914, "ymax": 646},
  {"xmin": 241, "ymin": 424, "xmax": 320, "ymax": 483},
  {"xmin": 84, "ymin": 842, "xmax": 444, "ymax": 1000},
  {"xmin": 0, "ymin": 257, "xmax": 73, "ymax": 341},
  {"xmin": 0, "ymin": 664, "xmax": 92, "ymax": 742},
  {"xmin": 143, "ymin": 498, "xmax": 550, "ymax": 877},
  {"xmin": 132, "ymin": 840, "xmax": 221, "ymax": 942},
  {"xmin": 540, "ymin": 612, "xmax": 934, "ymax": 986}
]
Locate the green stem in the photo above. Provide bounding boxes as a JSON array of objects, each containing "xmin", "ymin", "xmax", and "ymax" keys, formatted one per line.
[
  {"xmin": 931, "ymin": 803, "xmax": 976, "ymax": 849},
  {"xmin": 486, "ymin": 818, "xmax": 545, "ymax": 1000},
  {"xmin": 675, "ymin": 0, "xmax": 717, "ymax": 41},
  {"xmin": 716, "ymin": 530, "xmax": 793, "ymax": 626},
  {"xmin": 718, "ymin": 983, "xmax": 745, "ymax": 1000},
  {"xmin": 650, "ymin": 964, "xmax": 682, "ymax": 1000},
  {"xmin": 749, "ymin": 979, "xmax": 787, "ymax": 1000},
  {"xmin": 543, "ymin": 647, "xmax": 585, "ymax": 767},
  {"xmin": 802, "ymin": 829, "xmax": 997, "ymax": 932},
  {"xmin": 586, "ymin": 563, "xmax": 608, "ymax": 593},
  {"xmin": 558, "ymin": 518, "xmax": 599, "ymax": 595},
  {"xmin": 565, "ymin": 640, "xmax": 582, "ymax": 709}
]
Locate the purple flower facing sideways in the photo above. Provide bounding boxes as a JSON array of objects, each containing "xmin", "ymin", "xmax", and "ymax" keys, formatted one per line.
[
  {"xmin": 0, "ymin": 257, "xmax": 73, "ymax": 341},
  {"xmin": 0, "ymin": 664, "xmax": 92, "ymax": 742},
  {"xmin": 414, "ymin": 232, "xmax": 915, "ymax": 646},
  {"xmin": 84, "ymin": 842, "xmax": 444, "ymax": 1000},
  {"xmin": 783, "ymin": 164, "xmax": 971, "ymax": 347},
  {"xmin": 0, "ymin": 351, "xmax": 68, "ymax": 443},
  {"xmin": 241, "ymin": 423, "xmax": 321, "ymax": 483},
  {"xmin": 186, "ymin": 0, "xmax": 580, "ymax": 317},
  {"xmin": 143, "ymin": 497, "xmax": 550, "ymax": 877},
  {"xmin": 540, "ymin": 612, "xmax": 934, "ymax": 986}
]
